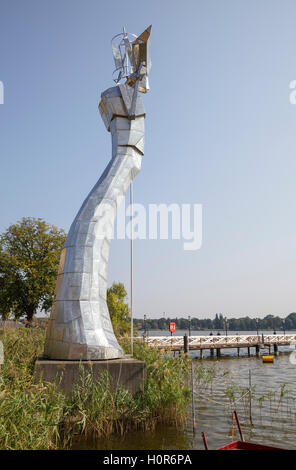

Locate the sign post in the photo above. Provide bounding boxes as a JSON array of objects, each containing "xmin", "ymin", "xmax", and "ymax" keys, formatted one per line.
[
  {"xmin": 169, "ymin": 322, "xmax": 176, "ymax": 336},
  {"xmin": 169, "ymin": 322, "xmax": 176, "ymax": 356}
]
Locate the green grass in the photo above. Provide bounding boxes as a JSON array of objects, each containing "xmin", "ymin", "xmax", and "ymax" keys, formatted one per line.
[{"xmin": 0, "ymin": 328, "xmax": 191, "ymax": 449}]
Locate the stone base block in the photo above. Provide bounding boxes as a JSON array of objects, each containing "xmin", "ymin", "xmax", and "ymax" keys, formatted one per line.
[{"xmin": 34, "ymin": 357, "xmax": 145, "ymax": 396}]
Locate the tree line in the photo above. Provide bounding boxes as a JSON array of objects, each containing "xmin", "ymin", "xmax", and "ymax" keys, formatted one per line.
[{"xmin": 134, "ymin": 312, "xmax": 296, "ymax": 332}]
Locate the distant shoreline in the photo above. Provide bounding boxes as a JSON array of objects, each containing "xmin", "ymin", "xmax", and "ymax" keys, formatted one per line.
[{"xmin": 134, "ymin": 314, "xmax": 296, "ymax": 332}]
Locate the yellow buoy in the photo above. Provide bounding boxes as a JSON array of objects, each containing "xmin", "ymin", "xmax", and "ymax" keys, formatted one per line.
[{"xmin": 262, "ymin": 355, "xmax": 274, "ymax": 363}]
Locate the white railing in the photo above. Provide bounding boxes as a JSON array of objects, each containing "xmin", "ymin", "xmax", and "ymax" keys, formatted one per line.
[{"xmin": 137, "ymin": 334, "xmax": 296, "ymax": 350}]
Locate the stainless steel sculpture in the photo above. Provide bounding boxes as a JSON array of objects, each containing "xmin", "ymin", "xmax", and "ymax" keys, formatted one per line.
[{"xmin": 44, "ymin": 26, "xmax": 151, "ymax": 360}]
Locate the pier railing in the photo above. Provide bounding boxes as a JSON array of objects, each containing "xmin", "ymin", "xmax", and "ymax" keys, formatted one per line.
[{"xmin": 136, "ymin": 334, "xmax": 296, "ymax": 351}]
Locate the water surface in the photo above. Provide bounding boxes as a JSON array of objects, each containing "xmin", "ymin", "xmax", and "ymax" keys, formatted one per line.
[{"xmin": 72, "ymin": 330, "xmax": 296, "ymax": 450}]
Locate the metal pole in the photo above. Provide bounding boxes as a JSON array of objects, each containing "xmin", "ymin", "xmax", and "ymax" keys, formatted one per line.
[
  {"xmin": 191, "ymin": 361, "xmax": 196, "ymax": 435},
  {"xmin": 249, "ymin": 369, "xmax": 253, "ymax": 426},
  {"xmin": 184, "ymin": 334, "xmax": 188, "ymax": 354},
  {"xmin": 130, "ymin": 181, "xmax": 133, "ymax": 356}
]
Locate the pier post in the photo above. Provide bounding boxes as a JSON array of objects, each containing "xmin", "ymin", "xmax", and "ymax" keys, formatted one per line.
[
  {"xmin": 183, "ymin": 335, "xmax": 188, "ymax": 355},
  {"xmin": 274, "ymin": 344, "xmax": 279, "ymax": 356},
  {"xmin": 247, "ymin": 347, "xmax": 250, "ymax": 357},
  {"xmin": 255, "ymin": 345, "xmax": 260, "ymax": 357},
  {"xmin": 200, "ymin": 349, "xmax": 203, "ymax": 359},
  {"xmin": 237, "ymin": 348, "xmax": 240, "ymax": 357},
  {"xmin": 210, "ymin": 348, "xmax": 214, "ymax": 357},
  {"xmin": 216, "ymin": 348, "xmax": 221, "ymax": 357}
]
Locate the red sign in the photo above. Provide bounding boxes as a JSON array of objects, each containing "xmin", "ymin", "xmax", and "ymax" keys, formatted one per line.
[{"xmin": 169, "ymin": 322, "xmax": 176, "ymax": 333}]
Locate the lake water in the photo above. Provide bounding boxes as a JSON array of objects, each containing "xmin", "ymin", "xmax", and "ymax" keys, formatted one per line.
[{"xmin": 72, "ymin": 330, "xmax": 296, "ymax": 450}]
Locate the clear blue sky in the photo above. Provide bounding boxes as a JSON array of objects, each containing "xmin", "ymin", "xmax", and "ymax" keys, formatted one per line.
[{"xmin": 1, "ymin": 0, "xmax": 296, "ymax": 319}]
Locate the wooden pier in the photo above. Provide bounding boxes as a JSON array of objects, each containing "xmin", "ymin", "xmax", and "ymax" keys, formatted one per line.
[{"xmin": 136, "ymin": 334, "xmax": 296, "ymax": 357}]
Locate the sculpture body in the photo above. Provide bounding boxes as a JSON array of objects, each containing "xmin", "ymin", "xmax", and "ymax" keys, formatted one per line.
[{"xmin": 44, "ymin": 26, "xmax": 151, "ymax": 360}]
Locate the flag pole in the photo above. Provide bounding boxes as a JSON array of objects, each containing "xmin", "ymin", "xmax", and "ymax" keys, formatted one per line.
[{"xmin": 130, "ymin": 181, "xmax": 133, "ymax": 356}]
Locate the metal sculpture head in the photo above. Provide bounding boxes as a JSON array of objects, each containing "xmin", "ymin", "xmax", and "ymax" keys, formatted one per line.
[{"xmin": 111, "ymin": 25, "xmax": 152, "ymax": 93}]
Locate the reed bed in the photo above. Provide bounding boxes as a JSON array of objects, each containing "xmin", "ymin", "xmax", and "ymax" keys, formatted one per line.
[{"xmin": 0, "ymin": 328, "xmax": 190, "ymax": 449}]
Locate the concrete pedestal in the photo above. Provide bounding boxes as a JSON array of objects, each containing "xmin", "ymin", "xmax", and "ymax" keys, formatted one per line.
[{"xmin": 34, "ymin": 357, "xmax": 145, "ymax": 396}]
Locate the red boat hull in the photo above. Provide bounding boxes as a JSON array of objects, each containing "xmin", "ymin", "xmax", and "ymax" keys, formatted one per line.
[{"xmin": 217, "ymin": 440, "xmax": 285, "ymax": 450}]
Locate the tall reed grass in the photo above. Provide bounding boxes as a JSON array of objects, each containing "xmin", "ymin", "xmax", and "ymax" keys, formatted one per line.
[{"xmin": 0, "ymin": 328, "xmax": 190, "ymax": 449}]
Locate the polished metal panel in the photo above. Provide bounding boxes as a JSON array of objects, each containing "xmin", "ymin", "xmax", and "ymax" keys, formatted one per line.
[{"xmin": 132, "ymin": 25, "xmax": 152, "ymax": 73}]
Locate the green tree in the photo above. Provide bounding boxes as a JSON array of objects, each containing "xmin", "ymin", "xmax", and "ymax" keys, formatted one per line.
[
  {"xmin": 286, "ymin": 313, "xmax": 296, "ymax": 329},
  {"xmin": 0, "ymin": 217, "xmax": 66, "ymax": 322},
  {"xmin": 107, "ymin": 282, "xmax": 130, "ymax": 337}
]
